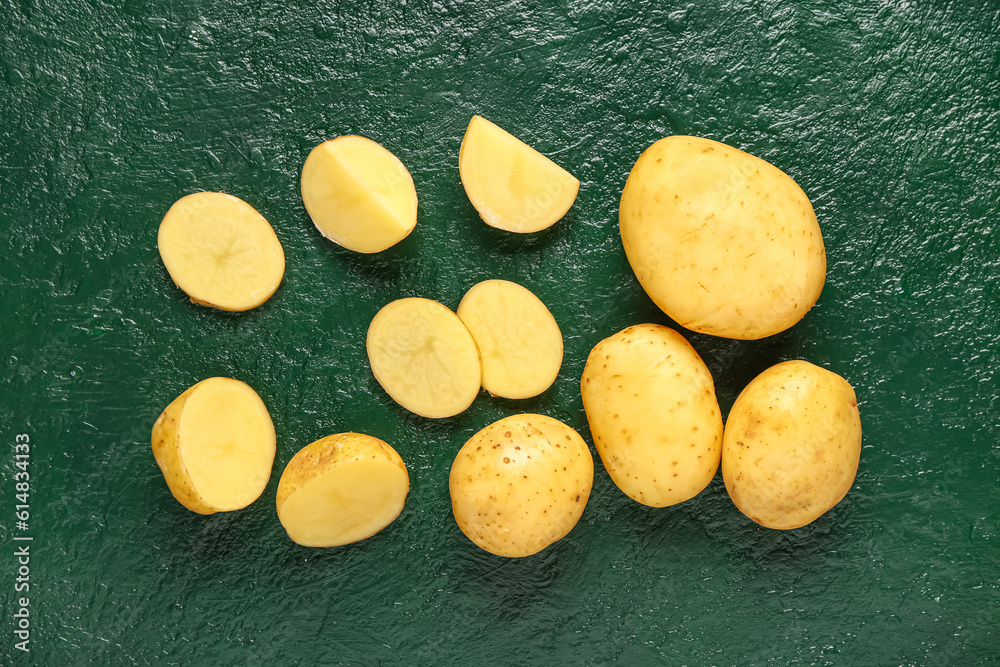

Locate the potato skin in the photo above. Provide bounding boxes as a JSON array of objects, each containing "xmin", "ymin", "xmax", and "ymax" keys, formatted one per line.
[
  {"xmin": 449, "ymin": 414, "xmax": 593, "ymax": 558},
  {"xmin": 619, "ymin": 135, "xmax": 826, "ymax": 340},
  {"xmin": 581, "ymin": 324, "xmax": 723, "ymax": 507},
  {"xmin": 151, "ymin": 381, "xmax": 210, "ymax": 513},
  {"xmin": 722, "ymin": 360, "xmax": 862, "ymax": 529},
  {"xmin": 275, "ymin": 433, "xmax": 408, "ymax": 511}
]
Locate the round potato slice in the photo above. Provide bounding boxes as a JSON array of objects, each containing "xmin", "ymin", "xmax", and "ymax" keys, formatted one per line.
[
  {"xmin": 581, "ymin": 324, "xmax": 723, "ymax": 507},
  {"xmin": 366, "ymin": 297, "xmax": 482, "ymax": 418},
  {"xmin": 301, "ymin": 135, "xmax": 417, "ymax": 253},
  {"xmin": 450, "ymin": 414, "xmax": 593, "ymax": 557},
  {"xmin": 457, "ymin": 279, "xmax": 563, "ymax": 399},
  {"xmin": 151, "ymin": 377, "xmax": 276, "ymax": 514},
  {"xmin": 157, "ymin": 192, "xmax": 285, "ymax": 311},
  {"xmin": 722, "ymin": 360, "xmax": 862, "ymax": 529},
  {"xmin": 276, "ymin": 433, "xmax": 409, "ymax": 547},
  {"xmin": 619, "ymin": 135, "xmax": 826, "ymax": 339},
  {"xmin": 459, "ymin": 115, "xmax": 580, "ymax": 233}
]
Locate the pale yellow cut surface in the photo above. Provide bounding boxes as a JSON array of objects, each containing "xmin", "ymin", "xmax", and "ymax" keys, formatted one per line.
[
  {"xmin": 301, "ymin": 135, "xmax": 418, "ymax": 253},
  {"xmin": 151, "ymin": 377, "xmax": 276, "ymax": 514},
  {"xmin": 157, "ymin": 191, "xmax": 285, "ymax": 311},
  {"xmin": 450, "ymin": 414, "xmax": 593, "ymax": 558},
  {"xmin": 457, "ymin": 279, "xmax": 563, "ymax": 399},
  {"xmin": 722, "ymin": 360, "xmax": 862, "ymax": 529},
  {"xmin": 459, "ymin": 115, "xmax": 580, "ymax": 233},
  {"xmin": 366, "ymin": 297, "xmax": 482, "ymax": 418},
  {"xmin": 581, "ymin": 324, "xmax": 723, "ymax": 507},
  {"xmin": 619, "ymin": 135, "xmax": 826, "ymax": 339},
  {"xmin": 276, "ymin": 433, "xmax": 409, "ymax": 547}
]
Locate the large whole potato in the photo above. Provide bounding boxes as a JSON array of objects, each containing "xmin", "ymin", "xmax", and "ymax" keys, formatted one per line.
[
  {"xmin": 619, "ymin": 135, "xmax": 826, "ymax": 340},
  {"xmin": 722, "ymin": 360, "xmax": 862, "ymax": 529},
  {"xmin": 450, "ymin": 414, "xmax": 593, "ymax": 557},
  {"xmin": 581, "ymin": 324, "xmax": 723, "ymax": 507}
]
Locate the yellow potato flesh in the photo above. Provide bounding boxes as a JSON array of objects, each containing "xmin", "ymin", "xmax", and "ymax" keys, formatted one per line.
[
  {"xmin": 276, "ymin": 433, "xmax": 409, "ymax": 547},
  {"xmin": 366, "ymin": 297, "xmax": 481, "ymax": 418},
  {"xmin": 581, "ymin": 324, "xmax": 723, "ymax": 507},
  {"xmin": 459, "ymin": 115, "xmax": 580, "ymax": 233},
  {"xmin": 722, "ymin": 360, "xmax": 862, "ymax": 529},
  {"xmin": 301, "ymin": 135, "xmax": 417, "ymax": 253},
  {"xmin": 449, "ymin": 414, "xmax": 593, "ymax": 558},
  {"xmin": 151, "ymin": 377, "xmax": 276, "ymax": 514},
  {"xmin": 457, "ymin": 279, "xmax": 563, "ymax": 399},
  {"xmin": 619, "ymin": 135, "xmax": 826, "ymax": 339},
  {"xmin": 157, "ymin": 192, "xmax": 285, "ymax": 311}
]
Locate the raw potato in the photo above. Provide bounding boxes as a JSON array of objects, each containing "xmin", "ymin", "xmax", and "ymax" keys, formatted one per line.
[
  {"xmin": 276, "ymin": 433, "xmax": 409, "ymax": 547},
  {"xmin": 459, "ymin": 115, "xmax": 580, "ymax": 233},
  {"xmin": 366, "ymin": 297, "xmax": 482, "ymax": 418},
  {"xmin": 722, "ymin": 360, "xmax": 862, "ymax": 529},
  {"xmin": 151, "ymin": 377, "xmax": 276, "ymax": 514},
  {"xmin": 450, "ymin": 414, "xmax": 593, "ymax": 557},
  {"xmin": 581, "ymin": 324, "xmax": 723, "ymax": 507},
  {"xmin": 619, "ymin": 135, "xmax": 826, "ymax": 340},
  {"xmin": 157, "ymin": 192, "xmax": 285, "ymax": 311},
  {"xmin": 457, "ymin": 279, "xmax": 563, "ymax": 399},
  {"xmin": 301, "ymin": 135, "xmax": 418, "ymax": 253}
]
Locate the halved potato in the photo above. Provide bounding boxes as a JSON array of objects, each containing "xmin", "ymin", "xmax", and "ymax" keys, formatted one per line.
[
  {"xmin": 301, "ymin": 135, "xmax": 417, "ymax": 253},
  {"xmin": 450, "ymin": 414, "xmax": 593, "ymax": 557},
  {"xmin": 457, "ymin": 279, "xmax": 563, "ymax": 399},
  {"xmin": 459, "ymin": 115, "xmax": 579, "ymax": 233},
  {"xmin": 157, "ymin": 192, "xmax": 285, "ymax": 311},
  {"xmin": 366, "ymin": 297, "xmax": 482, "ymax": 418},
  {"xmin": 276, "ymin": 433, "xmax": 409, "ymax": 547},
  {"xmin": 151, "ymin": 377, "xmax": 276, "ymax": 514}
]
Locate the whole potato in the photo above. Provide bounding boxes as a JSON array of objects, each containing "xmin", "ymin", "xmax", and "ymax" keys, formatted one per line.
[
  {"xmin": 722, "ymin": 360, "xmax": 862, "ymax": 529},
  {"xmin": 619, "ymin": 136, "xmax": 826, "ymax": 340},
  {"xmin": 450, "ymin": 414, "xmax": 593, "ymax": 557},
  {"xmin": 581, "ymin": 324, "xmax": 723, "ymax": 507}
]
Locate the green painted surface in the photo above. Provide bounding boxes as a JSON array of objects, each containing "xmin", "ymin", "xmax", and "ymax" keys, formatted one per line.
[{"xmin": 1, "ymin": 0, "xmax": 998, "ymax": 664}]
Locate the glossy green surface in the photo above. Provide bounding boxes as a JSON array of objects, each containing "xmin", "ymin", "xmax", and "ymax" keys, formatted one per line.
[{"xmin": 1, "ymin": 1, "xmax": 998, "ymax": 664}]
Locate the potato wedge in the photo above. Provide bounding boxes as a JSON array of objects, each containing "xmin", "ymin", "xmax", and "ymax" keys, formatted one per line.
[
  {"xmin": 581, "ymin": 324, "xmax": 723, "ymax": 507},
  {"xmin": 457, "ymin": 279, "xmax": 563, "ymax": 399},
  {"xmin": 450, "ymin": 414, "xmax": 593, "ymax": 557},
  {"xmin": 151, "ymin": 377, "xmax": 276, "ymax": 514},
  {"xmin": 276, "ymin": 433, "xmax": 409, "ymax": 547},
  {"xmin": 157, "ymin": 192, "xmax": 285, "ymax": 311},
  {"xmin": 301, "ymin": 135, "xmax": 418, "ymax": 253},
  {"xmin": 459, "ymin": 115, "xmax": 579, "ymax": 233},
  {"xmin": 619, "ymin": 136, "xmax": 825, "ymax": 339},
  {"xmin": 366, "ymin": 297, "xmax": 481, "ymax": 418},
  {"xmin": 722, "ymin": 360, "xmax": 862, "ymax": 529}
]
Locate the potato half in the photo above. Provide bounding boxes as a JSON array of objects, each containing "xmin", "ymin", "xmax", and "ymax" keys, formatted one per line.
[
  {"xmin": 450, "ymin": 414, "xmax": 593, "ymax": 557},
  {"xmin": 276, "ymin": 433, "xmax": 409, "ymax": 547},
  {"xmin": 457, "ymin": 279, "xmax": 563, "ymax": 399},
  {"xmin": 581, "ymin": 324, "xmax": 723, "ymax": 507},
  {"xmin": 459, "ymin": 115, "xmax": 580, "ymax": 233},
  {"xmin": 151, "ymin": 377, "xmax": 276, "ymax": 514},
  {"xmin": 301, "ymin": 135, "xmax": 418, "ymax": 253},
  {"xmin": 157, "ymin": 192, "xmax": 285, "ymax": 311},
  {"xmin": 722, "ymin": 360, "xmax": 862, "ymax": 529},
  {"xmin": 619, "ymin": 136, "xmax": 826, "ymax": 339},
  {"xmin": 366, "ymin": 297, "xmax": 482, "ymax": 418}
]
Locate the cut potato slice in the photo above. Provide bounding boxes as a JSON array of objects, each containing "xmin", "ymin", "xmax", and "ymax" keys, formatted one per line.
[
  {"xmin": 457, "ymin": 279, "xmax": 563, "ymax": 399},
  {"xmin": 158, "ymin": 191, "xmax": 285, "ymax": 311},
  {"xmin": 276, "ymin": 433, "xmax": 409, "ymax": 547},
  {"xmin": 450, "ymin": 414, "xmax": 594, "ymax": 557},
  {"xmin": 301, "ymin": 135, "xmax": 418, "ymax": 253},
  {"xmin": 151, "ymin": 377, "xmax": 276, "ymax": 514},
  {"xmin": 366, "ymin": 297, "xmax": 482, "ymax": 418},
  {"xmin": 459, "ymin": 115, "xmax": 580, "ymax": 233}
]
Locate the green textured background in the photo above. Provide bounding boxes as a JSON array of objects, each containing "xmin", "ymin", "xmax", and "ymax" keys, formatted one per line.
[{"xmin": 1, "ymin": 0, "xmax": 998, "ymax": 664}]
